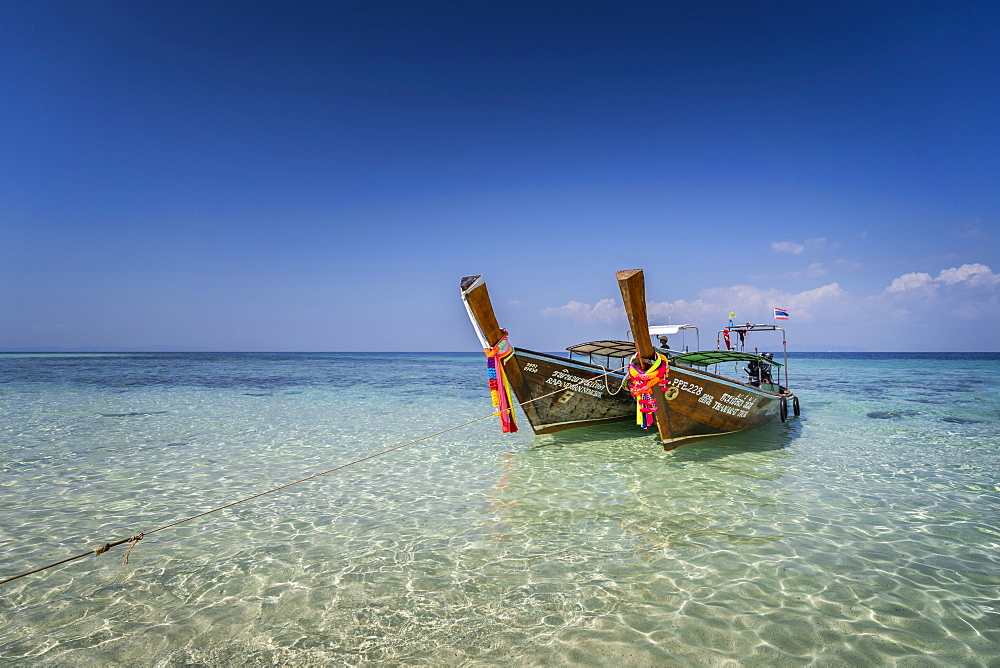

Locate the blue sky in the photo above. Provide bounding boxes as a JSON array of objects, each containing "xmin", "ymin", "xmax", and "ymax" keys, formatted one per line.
[{"xmin": 2, "ymin": 1, "xmax": 997, "ymax": 352}]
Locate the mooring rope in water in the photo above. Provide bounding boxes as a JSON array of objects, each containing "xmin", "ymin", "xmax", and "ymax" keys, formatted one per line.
[{"xmin": 0, "ymin": 362, "xmax": 628, "ymax": 586}]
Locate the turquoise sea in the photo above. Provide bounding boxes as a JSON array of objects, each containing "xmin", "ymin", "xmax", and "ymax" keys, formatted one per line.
[{"xmin": 1, "ymin": 352, "xmax": 998, "ymax": 666}]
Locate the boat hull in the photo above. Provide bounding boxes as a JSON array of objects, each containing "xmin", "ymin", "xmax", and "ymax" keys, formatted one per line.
[
  {"xmin": 508, "ymin": 349, "xmax": 635, "ymax": 432},
  {"xmin": 510, "ymin": 348, "xmax": 784, "ymax": 445}
]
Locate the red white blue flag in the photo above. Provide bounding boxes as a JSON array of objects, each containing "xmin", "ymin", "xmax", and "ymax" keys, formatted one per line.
[{"xmin": 773, "ymin": 307, "xmax": 789, "ymax": 320}]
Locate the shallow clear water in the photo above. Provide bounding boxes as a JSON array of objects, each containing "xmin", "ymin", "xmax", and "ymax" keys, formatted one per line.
[{"xmin": 1, "ymin": 352, "xmax": 998, "ymax": 665}]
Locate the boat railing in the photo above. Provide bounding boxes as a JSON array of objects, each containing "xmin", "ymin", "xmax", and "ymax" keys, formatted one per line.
[
  {"xmin": 715, "ymin": 324, "xmax": 790, "ymax": 390},
  {"xmin": 625, "ymin": 324, "xmax": 700, "ymax": 354}
]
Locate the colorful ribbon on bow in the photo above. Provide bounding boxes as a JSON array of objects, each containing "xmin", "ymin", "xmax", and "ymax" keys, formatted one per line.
[
  {"xmin": 627, "ymin": 353, "xmax": 670, "ymax": 429},
  {"xmin": 484, "ymin": 332, "xmax": 518, "ymax": 433}
]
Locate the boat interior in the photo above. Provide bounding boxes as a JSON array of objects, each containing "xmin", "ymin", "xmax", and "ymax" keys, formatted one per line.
[{"xmin": 562, "ymin": 323, "xmax": 790, "ymax": 393}]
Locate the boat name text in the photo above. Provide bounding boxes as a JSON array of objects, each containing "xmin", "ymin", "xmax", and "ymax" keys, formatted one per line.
[
  {"xmin": 544, "ymin": 369, "xmax": 604, "ymax": 397},
  {"xmin": 710, "ymin": 392, "xmax": 756, "ymax": 418},
  {"xmin": 670, "ymin": 378, "xmax": 704, "ymax": 396}
]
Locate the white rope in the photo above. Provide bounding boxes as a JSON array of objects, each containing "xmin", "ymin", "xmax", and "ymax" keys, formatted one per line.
[{"xmin": 501, "ymin": 356, "xmax": 629, "ymax": 406}]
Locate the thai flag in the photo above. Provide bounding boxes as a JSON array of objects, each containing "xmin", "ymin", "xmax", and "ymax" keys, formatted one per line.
[{"xmin": 773, "ymin": 307, "xmax": 789, "ymax": 320}]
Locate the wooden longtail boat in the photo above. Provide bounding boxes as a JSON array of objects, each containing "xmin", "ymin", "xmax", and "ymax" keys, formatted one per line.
[{"xmin": 460, "ymin": 270, "xmax": 800, "ymax": 450}]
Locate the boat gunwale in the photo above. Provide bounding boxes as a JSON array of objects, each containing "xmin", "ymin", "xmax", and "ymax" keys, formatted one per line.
[{"xmin": 513, "ymin": 347, "xmax": 788, "ymax": 398}]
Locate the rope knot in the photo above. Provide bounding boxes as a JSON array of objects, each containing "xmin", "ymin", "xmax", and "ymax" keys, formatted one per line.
[{"xmin": 122, "ymin": 533, "xmax": 144, "ymax": 565}]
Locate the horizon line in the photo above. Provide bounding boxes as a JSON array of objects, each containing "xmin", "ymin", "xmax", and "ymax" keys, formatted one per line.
[{"xmin": 2, "ymin": 349, "xmax": 998, "ymax": 354}]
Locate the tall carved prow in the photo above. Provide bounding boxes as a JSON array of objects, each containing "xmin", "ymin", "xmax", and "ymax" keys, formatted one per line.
[
  {"xmin": 616, "ymin": 269, "xmax": 676, "ymax": 448},
  {"xmin": 460, "ymin": 274, "xmax": 504, "ymax": 347},
  {"xmin": 459, "ymin": 274, "xmax": 539, "ymax": 429}
]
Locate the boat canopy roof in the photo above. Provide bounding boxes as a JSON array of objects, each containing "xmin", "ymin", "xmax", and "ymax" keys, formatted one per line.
[
  {"xmin": 723, "ymin": 324, "xmax": 785, "ymax": 333},
  {"xmin": 566, "ymin": 340, "xmax": 637, "ymax": 358},
  {"xmin": 648, "ymin": 324, "xmax": 694, "ymax": 335},
  {"xmin": 673, "ymin": 350, "xmax": 782, "ymax": 367}
]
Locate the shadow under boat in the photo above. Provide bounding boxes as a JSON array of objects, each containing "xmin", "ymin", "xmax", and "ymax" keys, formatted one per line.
[
  {"xmin": 531, "ymin": 409, "xmax": 802, "ymax": 462},
  {"xmin": 481, "ymin": 417, "xmax": 801, "ymax": 553}
]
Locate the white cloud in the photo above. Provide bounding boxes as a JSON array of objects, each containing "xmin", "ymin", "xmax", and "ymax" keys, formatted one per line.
[
  {"xmin": 885, "ymin": 272, "xmax": 933, "ymax": 293},
  {"xmin": 541, "ymin": 298, "xmax": 622, "ymax": 323},
  {"xmin": 881, "ymin": 263, "xmax": 1000, "ymax": 325},
  {"xmin": 771, "ymin": 241, "xmax": 805, "ymax": 255},
  {"xmin": 885, "ymin": 263, "xmax": 999, "ymax": 294},
  {"xmin": 646, "ymin": 298, "xmax": 717, "ymax": 323},
  {"xmin": 771, "ymin": 238, "xmax": 833, "ymax": 256},
  {"xmin": 647, "ymin": 282, "xmax": 845, "ymax": 324},
  {"xmin": 536, "ymin": 264, "xmax": 996, "ymax": 351},
  {"xmin": 935, "ymin": 263, "xmax": 998, "ymax": 287}
]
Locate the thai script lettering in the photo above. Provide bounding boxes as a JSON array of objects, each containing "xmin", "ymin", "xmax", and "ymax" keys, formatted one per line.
[
  {"xmin": 718, "ymin": 392, "xmax": 756, "ymax": 410},
  {"xmin": 545, "ymin": 369, "xmax": 604, "ymax": 397},
  {"xmin": 711, "ymin": 402, "xmax": 750, "ymax": 418},
  {"xmin": 711, "ymin": 392, "xmax": 756, "ymax": 418}
]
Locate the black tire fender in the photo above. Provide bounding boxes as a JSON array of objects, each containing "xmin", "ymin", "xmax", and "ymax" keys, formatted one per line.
[
  {"xmin": 779, "ymin": 397, "xmax": 788, "ymax": 422},
  {"xmin": 792, "ymin": 395, "xmax": 801, "ymax": 417}
]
